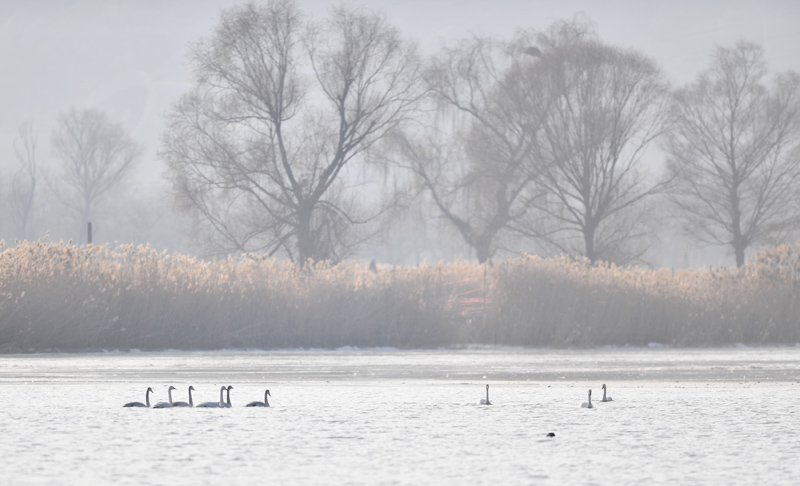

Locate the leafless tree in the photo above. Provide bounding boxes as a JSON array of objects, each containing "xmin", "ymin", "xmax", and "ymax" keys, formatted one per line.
[
  {"xmin": 665, "ymin": 42, "xmax": 800, "ymax": 267},
  {"xmin": 161, "ymin": 1, "xmax": 424, "ymax": 263},
  {"xmin": 51, "ymin": 108, "xmax": 140, "ymax": 242},
  {"xmin": 527, "ymin": 22, "xmax": 669, "ymax": 264},
  {"xmin": 10, "ymin": 121, "xmax": 39, "ymax": 240},
  {"xmin": 399, "ymin": 34, "xmax": 545, "ymax": 264}
]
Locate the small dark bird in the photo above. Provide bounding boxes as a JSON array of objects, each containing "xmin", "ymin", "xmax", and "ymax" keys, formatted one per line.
[
  {"xmin": 546, "ymin": 432, "xmax": 555, "ymax": 437},
  {"xmin": 524, "ymin": 46, "xmax": 542, "ymax": 57}
]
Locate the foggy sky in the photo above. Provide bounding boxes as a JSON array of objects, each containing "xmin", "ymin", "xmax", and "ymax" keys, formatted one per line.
[{"xmin": 1, "ymin": 0, "xmax": 799, "ymax": 264}]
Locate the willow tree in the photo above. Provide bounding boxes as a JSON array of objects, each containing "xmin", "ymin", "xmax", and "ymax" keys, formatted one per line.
[
  {"xmin": 401, "ymin": 34, "xmax": 545, "ymax": 264},
  {"xmin": 665, "ymin": 42, "xmax": 800, "ymax": 267},
  {"xmin": 528, "ymin": 22, "xmax": 669, "ymax": 264},
  {"xmin": 161, "ymin": 1, "xmax": 423, "ymax": 263}
]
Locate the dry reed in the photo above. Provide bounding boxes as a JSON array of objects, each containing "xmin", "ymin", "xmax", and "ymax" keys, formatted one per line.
[{"xmin": 0, "ymin": 239, "xmax": 798, "ymax": 352}]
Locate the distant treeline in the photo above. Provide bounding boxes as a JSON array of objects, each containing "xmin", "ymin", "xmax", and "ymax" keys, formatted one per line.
[{"xmin": 0, "ymin": 239, "xmax": 798, "ymax": 353}]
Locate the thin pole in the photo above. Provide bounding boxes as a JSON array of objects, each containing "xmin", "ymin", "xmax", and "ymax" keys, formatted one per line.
[{"xmin": 87, "ymin": 222, "xmax": 92, "ymax": 244}]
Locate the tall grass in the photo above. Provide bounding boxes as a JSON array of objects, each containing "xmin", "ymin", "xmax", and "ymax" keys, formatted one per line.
[{"xmin": 0, "ymin": 239, "xmax": 798, "ymax": 352}]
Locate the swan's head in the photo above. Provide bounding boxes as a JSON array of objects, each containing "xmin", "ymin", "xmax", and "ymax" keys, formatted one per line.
[
  {"xmin": 146, "ymin": 387, "xmax": 153, "ymax": 393},
  {"xmin": 227, "ymin": 385, "xmax": 234, "ymax": 390},
  {"xmin": 588, "ymin": 389, "xmax": 592, "ymax": 396},
  {"xmin": 189, "ymin": 386, "xmax": 195, "ymax": 391},
  {"xmin": 266, "ymin": 390, "xmax": 271, "ymax": 396},
  {"xmin": 602, "ymin": 384, "xmax": 606, "ymax": 390},
  {"xmin": 486, "ymin": 384, "xmax": 490, "ymax": 390},
  {"xmin": 168, "ymin": 386, "xmax": 176, "ymax": 391}
]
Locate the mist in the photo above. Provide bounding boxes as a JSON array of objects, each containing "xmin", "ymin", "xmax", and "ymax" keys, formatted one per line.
[{"xmin": 2, "ymin": 0, "xmax": 799, "ymax": 267}]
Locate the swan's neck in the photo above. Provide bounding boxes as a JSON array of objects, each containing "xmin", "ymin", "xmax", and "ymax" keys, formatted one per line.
[
  {"xmin": 264, "ymin": 391, "xmax": 270, "ymax": 406},
  {"xmin": 226, "ymin": 388, "xmax": 231, "ymax": 406},
  {"xmin": 588, "ymin": 393, "xmax": 592, "ymax": 406},
  {"xmin": 168, "ymin": 388, "xmax": 174, "ymax": 405},
  {"xmin": 188, "ymin": 388, "xmax": 193, "ymax": 407},
  {"xmin": 145, "ymin": 389, "xmax": 151, "ymax": 408},
  {"xmin": 602, "ymin": 388, "xmax": 607, "ymax": 401},
  {"xmin": 219, "ymin": 386, "xmax": 225, "ymax": 406},
  {"xmin": 486, "ymin": 388, "xmax": 490, "ymax": 402}
]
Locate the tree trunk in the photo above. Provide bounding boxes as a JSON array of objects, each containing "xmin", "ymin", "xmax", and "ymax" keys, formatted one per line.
[
  {"xmin": 730, "ymin": 186, "xmax": 745, "ymax": 267},
  {"xmin": 733, "ymin": 237, "xmax": 746, "ymax": 268},
  {"xmin": 584, "ymin": 223, "xmax": 597, "ymax": 263},
  {"xmin": 296, "ymin": 207, "xmax": 315, "ymax": 265},
  {"xmin": 475, "ymin": 239, "xmax": 492, "ymax": 264}
]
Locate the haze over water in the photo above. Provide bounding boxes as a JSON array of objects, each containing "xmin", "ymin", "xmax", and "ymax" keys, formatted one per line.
[{"xmin": 2, "ymin": 348, "xmax": 799, "ymax": 485}]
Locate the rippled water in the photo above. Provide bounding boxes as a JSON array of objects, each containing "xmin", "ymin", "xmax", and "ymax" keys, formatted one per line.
[{"xmin": 1, "ymin": 348, "xmax": 800, "ymax": 485}]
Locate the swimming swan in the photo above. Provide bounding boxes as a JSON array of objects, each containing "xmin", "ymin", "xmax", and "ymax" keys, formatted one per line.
[
  {"xmin": 601, "ymin": 384, "xmax": 613, "ymax": 402},
  {"xmin": 246, "ymin": 389, "xmax": 271, "ymax": 407},
  {"xmin": 581, "ymin": 389, "xmax": 593, "ymax": 408},
  {"xmin": 223, "ymin": 385, "xmax": 233, "ymax": 408},
  {"xmin": 172, "ymin": 386, "xmax": 194, "ymax": 407},
  {"xmin": 123, "ymin": 387, "xmax": 153, "ymax": 407},
  {"xmin": 197, "ymin": 386, "xmax": 226, "ymax": 408},
  {"xmin": 154, "ymin": 386, "xmax": 176, "ymax": 408},
  {"xmin": 480, "ymin": 384, "xmax": 492, "ymax": 405}
]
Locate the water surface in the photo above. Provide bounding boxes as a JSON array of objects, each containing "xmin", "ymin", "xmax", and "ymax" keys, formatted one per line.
[{"xmin": 1, "ymin": 348, "xmax": 799, "ymax": 485}]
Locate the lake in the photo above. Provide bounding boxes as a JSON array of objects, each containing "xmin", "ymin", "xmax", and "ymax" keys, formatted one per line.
[{"xmin": 1, "ymin": 347, "xmax": 799, "ymax": 485}]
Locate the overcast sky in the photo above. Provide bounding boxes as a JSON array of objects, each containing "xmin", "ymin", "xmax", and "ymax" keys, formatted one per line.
[{"xmin": 1, "ymin": 0, "xmax": 799, "ymax": 184}]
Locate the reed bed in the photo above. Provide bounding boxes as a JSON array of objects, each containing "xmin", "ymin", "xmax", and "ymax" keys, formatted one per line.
[{"xmin": 0, "ymin": 239, "xmax": 798, "ymax": 352}]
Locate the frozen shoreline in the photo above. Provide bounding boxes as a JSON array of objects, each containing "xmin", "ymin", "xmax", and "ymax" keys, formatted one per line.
[
  {"xmin": 3, "ymin": 347, "xmax": 800, "ymax": 384},
  {"xmin": 6, "ymin": 341, "xmax": 800, "ymax": 357}
]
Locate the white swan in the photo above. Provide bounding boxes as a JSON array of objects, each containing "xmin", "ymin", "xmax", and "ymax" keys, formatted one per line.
[
  {"xmin": 246, "ymin": 389, "xmax": 271, "ymax": 407},
  {"xmin": 197, "ymin": 386, "xmax": 226, "ymax": 408},
  {"xmin": 153, "ymin": 386, "xmax": 176, "ymax": 408},
  {"xmin": 601, "ymin": 384, "xmax": 613, "ymax": 402},
  {"xmin": 123, "ymin": 387, "xmax": 153, "ymax": 407},
  {"xmin": 479, "ymin": 384, "xmax": 492, "ymax": 405},
  {"xmin": 173, "ymin": 386, "xmax": 194, "ymax": 407},
  {"xmin": 581, "ymin": 389, "xmax": 593, "ymax": 408},
  {"xmin": 223, "ymin": 385, "xmax": 233, "ymax": 408}
]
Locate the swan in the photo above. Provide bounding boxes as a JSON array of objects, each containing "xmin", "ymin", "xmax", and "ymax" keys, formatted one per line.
[
  {"xmin": 123, "ymin": 387, "xmax": 153, "ymax": 407},
  {"xmin": 223, "ymin": 385, "xmax": 233, "ymax": 408},
  {"xmin": 581, "ymin": 389, "xmax": 593, "ymax": 408},
  {"xmin": 479, "ymin": 384, "xmax": 492, "ymax": 405},
  {"xmin": 172, "ymin": 386, "xmax": 194, "ymax": 407},
  {"xmin": 246, "ymin": 389, "xmax": 271, "ymax": 407},
  {"xmin": 153, "ymin": 386, "xmax": 176, "ymax": 408},
  {"xmin": 601, "ymin": 384, "xmax": 613, "ymax": 402},
  {"xmin": 546, "ymin": 432, "xmax": 555, "ymax": 437},
  {"xmin": 197, "ymin": 386, "xmax": 226, "ymax": 408}
]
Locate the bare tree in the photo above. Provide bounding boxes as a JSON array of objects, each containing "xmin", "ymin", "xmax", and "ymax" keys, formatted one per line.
[
  {"xmin": 161, "ymin": 1, "xmax": 423, "ymax": 263},
  {"xmin": 527, "ymin": 22, "xmax": 669, "ymax": 264},
  {"xmin": 400, "ymin": 34, "xmax": 545, "ymax": 263},
  {"xmin": 10, "ymin": 121, "xmax": 39, "ymax": 240},
  {"xmin": 666, "ymin": 42, "xmax": 800, "ymax": 267},
  {"xmin": 51, "ymin": 108, "xmax": 140, "ymax": 242}
]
